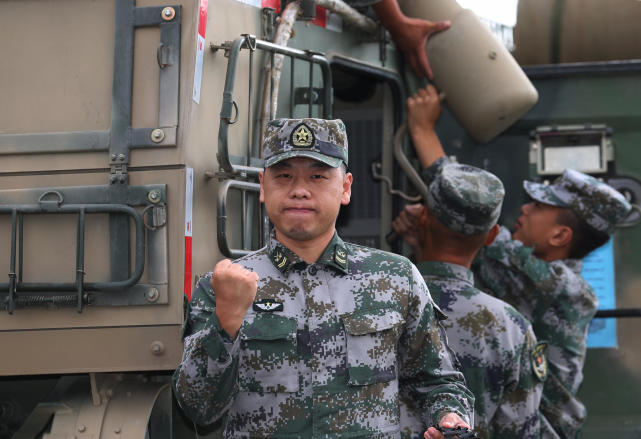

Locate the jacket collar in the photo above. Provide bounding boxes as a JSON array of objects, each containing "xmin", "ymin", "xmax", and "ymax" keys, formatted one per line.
[
  {"xmin": 268, "ymin": 231, "xmax": 350, "ymax": 275},
  {"xmin": 416, "ymin": 260, "xmax": 474, "ymax": 286}
]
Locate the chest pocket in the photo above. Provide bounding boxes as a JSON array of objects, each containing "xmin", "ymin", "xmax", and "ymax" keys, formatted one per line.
[
  {"xmin": 238, "ymin": 314, "xmax": 299, "ymax": 393},
  {"xmin": 342, "ymin": 309, "xmax": 405, "ymax": 386}
]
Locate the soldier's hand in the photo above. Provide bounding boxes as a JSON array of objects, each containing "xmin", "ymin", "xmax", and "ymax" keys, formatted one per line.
[
  {"xmin": 392, "ymin": 204, "xmax": 426, "ymax": 259},
  {"xmin": 424, "ymin": 412, "xmax": 471, "ymax": 439},
  {"xmin": 407, "ymin": 85, "xmax": 442, "ymax": 136},
  {"xmin": 211, "ymin": 259, "xmax": 258, "ymax": 338},
  {"xmin": 390, "ymin": 18, "xmax": 450, "ymax": 79}
]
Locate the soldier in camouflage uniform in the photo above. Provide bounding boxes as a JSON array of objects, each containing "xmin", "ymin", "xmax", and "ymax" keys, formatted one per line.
[
  {"xmin": 173, "ymin": 118, "xmax": 475, "ymax": 438},
  {"xmin": 393, "ymin": 85, "xmax": 632, "ymax": 439},
  {"xmin": 473, "ymin": 168, "xmax": 630, "ymax": 438},
  {"xmin": 394, "ymin": 161, "xmax": 546, "ymax": 439}
]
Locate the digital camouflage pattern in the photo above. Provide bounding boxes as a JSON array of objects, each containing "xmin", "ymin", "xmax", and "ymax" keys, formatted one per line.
[
  {"xmin": 418, "ymin": 159, "xmax": 542, "ymax": 438},
  {"xmin": 263, "ymin": 118, "xmax": 349, "ymax": 168},
  {"xmin": 173, "ymin": 232, "xmax": 474, "ymax": 438},
  {"xmin": 474, "ymin": 226, "xmax": 596, "ymax": 439},
  {"xmin": 426, "ymin": 163, "xmax": 505, "ymax": 235},
  {"xmin": 523, "ymin": 169, "xmax": 631, "ymax": 234},
  {"xmin": 418, "ymin": 261, "xmax": 544, "ymax": 439}
]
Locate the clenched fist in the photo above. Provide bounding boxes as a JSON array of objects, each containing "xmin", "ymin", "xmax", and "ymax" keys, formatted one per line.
[
  {"xmin": 424, "ymin": 412, "xmax": 471, "ymax": 439},
  {"xmin": 211, "ymin": 259, "xmax": 259, "ymax": 338}
]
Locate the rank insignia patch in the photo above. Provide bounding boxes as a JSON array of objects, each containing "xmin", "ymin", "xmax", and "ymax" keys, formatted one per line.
[
  {"xmin": 270, "ymin": 248, "xmax": 290, "ymax": 272},
  {"xmin": 334, "ymin": 244, "xmax": 348, "ymax": 269},
  {"xmin": 253, "ymin": 299, "xmax": 284, "ymax": 312},
  {"xmin": 290, "ymin": 123, "xmax": 314, "ymax": 148},
  {"xmin": 531, "ymin": 342, "xmax": 548, "ymax": 382}
]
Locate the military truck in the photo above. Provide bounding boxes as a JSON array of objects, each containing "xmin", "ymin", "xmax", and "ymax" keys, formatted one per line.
[{"xmin": 1, "ymin": 0, "xmax": 640, "ymax": 437}]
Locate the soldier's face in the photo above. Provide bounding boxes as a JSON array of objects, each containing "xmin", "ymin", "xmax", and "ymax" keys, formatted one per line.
[
  {"xmin": 512, "ymin": 201, "xmax": 564, "ymax": 255},
  {"xmin": 259, "ymin": 157, "xmax": 352, "ymax": 243}
]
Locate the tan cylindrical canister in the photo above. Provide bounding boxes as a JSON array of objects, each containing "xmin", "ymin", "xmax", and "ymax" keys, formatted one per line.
[
  {"xmin": 399, "ymin": 1, "xmax": 538, "ymax": 143},
  {"xmin": 399, "ymin": 0, "xmax": 462, "ymax": 22}
]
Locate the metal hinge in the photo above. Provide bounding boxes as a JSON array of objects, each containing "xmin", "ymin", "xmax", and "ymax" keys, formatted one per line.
[
  {"xmin": 110, "ymin": 163, "xmax": 129, "ymax": 184},
  {"xmin": 261, "ymin": 7, "xmax": 277, "ymax": 41}
]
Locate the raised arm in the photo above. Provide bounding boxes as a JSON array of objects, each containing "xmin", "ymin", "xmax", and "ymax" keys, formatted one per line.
[
  {"xmin": 372, "ymin": 0, "xmax": 450, "ymax": 79},
  {"xmin": 407, "ymin": 85, "xmax": 447, "ymax": 168},
  {"xmin": 172, "ymin": 260, "xmax": 258, "ymax": 425}
]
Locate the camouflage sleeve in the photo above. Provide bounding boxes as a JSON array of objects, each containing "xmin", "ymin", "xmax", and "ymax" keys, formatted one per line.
[
  {"xmin": 172, "ymin": 274, "xmax": 241, "ymax": 425},
  {"xmin": 540, "ymin": 372, "xmax": 587, "ymax": 438},
  {"xmin": 491, "ymin": 322, "xmax": 544, "ymax": 439},
  {"xmin": 398, "ymin": 263, "xmax": 475, "ymax": 428},
  {"xmin": 420, "ymin": 156, "xmax": 452, "ymax": 186}
]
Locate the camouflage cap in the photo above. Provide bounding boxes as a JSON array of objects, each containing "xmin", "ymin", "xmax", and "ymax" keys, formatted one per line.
[
  {"xmin": 523, "ymin": 169, "xmax": 631, "ymax": 234},
  {"xmin": 263, "ymin": 118, "xmax": 348, "ymax": 168},
  {"xmin": 427, "ymin": 163, "xmax": 505, "ymax": 235}
]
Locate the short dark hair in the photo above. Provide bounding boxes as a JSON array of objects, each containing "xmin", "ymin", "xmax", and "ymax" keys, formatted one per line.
[
  {"xmin": 556, "ymin": 209, "xmax": 610, "ymax": 259},
  {"xmin": 428, "ymin": 213, "xmax": 491, "ymax": 255}
]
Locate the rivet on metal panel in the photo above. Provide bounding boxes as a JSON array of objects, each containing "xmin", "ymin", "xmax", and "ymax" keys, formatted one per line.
[
  {"xmin": 150, "ymin": 341, "xmax": 165, "ymax": 355},
  {"xmin": 161, "ymin": 7, "xmax": 175, "ymax": 21},
  {"xmin": 147, "ymin": 190, "xmax": 162, "ymax": 203},
  {"xmin": 77, "ymin": 425, "xmax": 86, "ymax": 433},
  {"xmin": 488, "ymin": 51, "xmax": 497, "ymax": 60},
  {"xmin": 150, "ymin": 128, "xmax": 165, "ymax": 143},
  {"xmin": 111, "ymin": 154, "xmax": 117, "ymax": 160},
  {"xmin": 145, "ymin": 288, "xmax": 159, "ymax": 303},
  {"xmin": 117, "ymin": 153, "xmax": 125, "ymax": 161},
  {"xmin": 114, "ymin": 427, "xmax": 121, "ymax": 434}
]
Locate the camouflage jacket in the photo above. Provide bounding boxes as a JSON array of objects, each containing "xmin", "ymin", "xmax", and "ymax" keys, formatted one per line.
[
  {"xmin": 474, "ymin": 226, "xmax": 597, "ymax": 439},
  {"xmin": 418, "ymin": 261, "xmax": 544, "ymax": 439},
  {"xmin": 173, "ymin": 232, "xmax": 474, "ymax": 438}
]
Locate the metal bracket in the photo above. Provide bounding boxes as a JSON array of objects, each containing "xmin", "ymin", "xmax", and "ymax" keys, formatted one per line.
[
  {"xmin": 378, "ymin": 25, "xmax": 390, "ymax": 67},
  {"xmin": 261, "ymin": 7, "xmax": 277, "ymax": 40},
  {"xmin": 372, "ymin": 122, "xmax": 427, "ymax": 203},
  {"xmin": 371, "ymin": 161, "xmax": 421, "ymax": 202},
  {"xmin": 0, "ymin": 0, "xmax": 181, "ymax": 155},
  {"xmin": 216, "ymin": 35, "xmax": 333, "ymax": 176},
  {"xmin": 109, "ymin": 163, "xmax": 129, "ymax": 185},
  {"xmin": 294, "ymin": 87, "xmax": 323, "ymax": 105},
  {"xmin": 529, "ymin": 124, "xmax": 611, "ymax": 176},
  {"xmin": 210, "ymin": 40, "xmax": 233, "ymax": 58},
  {"xmin": 217, "ymin": 180, "xmax": 269, "ymax": 258},
  {"xmin": 0, "ymin": 184, "xmax": 168, "ymax": 313},
  {"xmin": 300, "ymin": 0, "xmax": 317, "ymax": 21}
]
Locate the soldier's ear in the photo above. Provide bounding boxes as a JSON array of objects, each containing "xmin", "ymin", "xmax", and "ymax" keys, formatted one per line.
[
  {"xmin": 549, "ymin": 224, "xmax": 573, "ymax": 248},
  {"xmin": 340, "ymin": 172, "xmax": 353, "ymax": 205},
  {"xmin": 484, "ymin": 224, "xmax": 500, "ymax": 246},
  {"xmin": 259, "ymin": 171, "xmax": 265, "ymax": 203}
]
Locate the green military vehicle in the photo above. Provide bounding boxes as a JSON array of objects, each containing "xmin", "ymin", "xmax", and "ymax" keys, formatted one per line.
[{"xmin": 1, "ymin": 0, "xmax": 639, "ymax": 437}]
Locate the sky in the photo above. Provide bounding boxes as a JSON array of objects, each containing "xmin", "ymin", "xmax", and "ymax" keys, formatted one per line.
[{"xmin": 457, "ymin": 0, "xmax": 519, "ymax": 26}]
